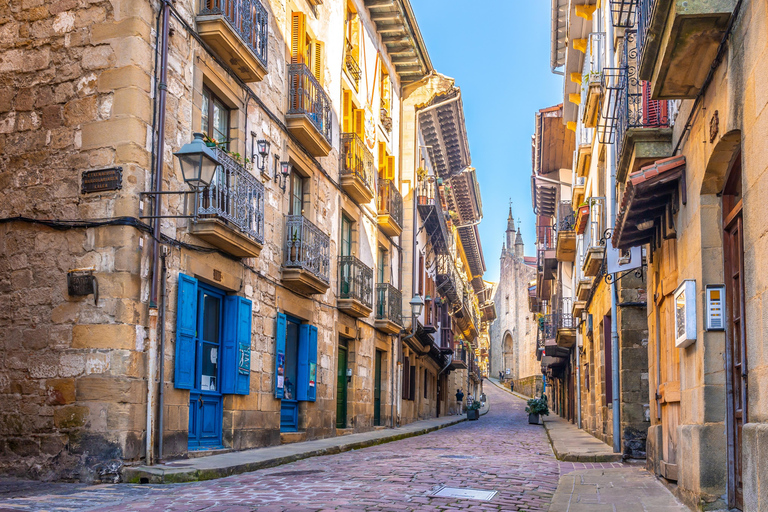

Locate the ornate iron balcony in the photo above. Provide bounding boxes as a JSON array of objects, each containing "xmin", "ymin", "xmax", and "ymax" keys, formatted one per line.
[
  {"xmin": 556, "ymin": 200, "xmax": 576, "ymax": 232},
  {"xmin": 338, "ymin": 256, "xmax": 373, "ymax": 309},
  {"xmin": 375, "ymin": 283, "xmax": 402, "ymax": 326},
  {"xmin": 197, "ymin": 147, "xmax": 265, "ymax": 244},
  {"xmin": 340, "ymin": 132, "xmax": 375, "ymax": 195},
  {"xmin": 345, "ymin": 51, "xmax": 361, "ymax": 85},
  {"xmin": 284, "ymin": 215, "xmax": 330, "ymax": 284},
  {"xmin": 378, "ymin": 179, "xmax": 403, "ymax": 229},
  {"xmin": 557, "ymin": 297, "xmax": 575, "ymax": 329},
  {"xmin": 287, "ymin": 63, "xmax": 332, "ymax": 144},
  {"xmin": 436, "ymin": 253, "xmax": 462, "ymax": 305},
  {"xmin": 198, "ymin": 0, "xmax": 268, "ymax": 68}
]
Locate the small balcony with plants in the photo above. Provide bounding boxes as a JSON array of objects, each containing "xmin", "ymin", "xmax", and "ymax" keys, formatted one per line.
[
  {"xmin": 581, "ymin": 197, "xmax": 606, "ymax": 278},
  {"xmin": 287, "ymin": 63, "xmax": 332, "ymax": 157},
  {"xmin": 337, "ymin": 256, "xmax": 373, "ymax": 318},
  {"xmin": 340, "ymin": 133, "xmax": 375, "ymax": 204},
  {"xmin": 581, "ymin": 32, "xmax": 605, "ymax": 129},
  {"xmin": 377, "ymin": 179, "xmax": 403, "ymax": 237},
  {"xmin": 191, "ymin": 144, "xmax": 265, "ymax": 258},
  {"xmin": 637, "ymin": 0, "xmax": 738, "ymax": 99},
  {"xmin": 450, "ymin": 345, "xmax": 468, "ymax": 370},
  {"xmin": 374, "ymin": 283, "xmax": 402, "ymax": 334},
  {"xmin": 555, "ymin": 201, "xmax": 577, "ymax": 262},
  {"xmin": 283, "ymin": 215, "xmax": 331, "ymax": 295},
  {"xmin": 196, "ymin": 0, "xmax": 269, "ymax": 82}
]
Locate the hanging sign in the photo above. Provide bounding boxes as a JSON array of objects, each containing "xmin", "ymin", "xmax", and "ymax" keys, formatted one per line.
[{"xmin": 606, "ymin": 244, "xmax": 642, "ymax": 275}]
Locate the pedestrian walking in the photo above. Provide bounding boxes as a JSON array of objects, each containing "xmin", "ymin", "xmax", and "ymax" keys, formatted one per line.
[
  {"xmin": 455, "ymin": 388, "xmax": 464, "ymax": 413},
  {"xmin": 510, "ymin": 380, "xmax": 514, "ymax": 393}
]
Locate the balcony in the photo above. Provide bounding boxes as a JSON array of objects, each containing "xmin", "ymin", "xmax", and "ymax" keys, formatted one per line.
[
  {"xmin": 615, "ymin": 30, "xmax": 673, "ymax": 184},
  {"xmin": 377, "ymin": 179, "xmax": 403, "ymax": 237},
  {"xmin": 637, "ymin": 0, "xmax": 738, "ymax": 99},
  {"xmin": 191, "ymin": 147, "xmax": 264, "ymax": 258},
  {"xmin": 375, "ymin": 284, "xmax": 402, "ymax": 334},
  {"xmin": 581, "ymin": 198, "xmax": 606, "ymax": 278},
  {"xmin": 287, "ymin": 63, "xmax": 332, "ymax": 157},
  {"xmin": 555, "ymin": 201, "xmax": 576, "ymax": 263},
  {"xmin": 417, "ymin": 180, "xmax": 450, "ymax": 254},
  {"xmin": 581, "ymin": 32, "xmax": 604, "ymax": 129},
  {"xmin": 538, "ymin": 225, "xmax": 557, "ymax": 281},
  {"xmin": 340, "ymin": 133, "xmax": 375, "ymax": 204},
  {"xmin": 480, "ymin": 300, "xmax": 497, "ymax": 323},
  {"xmin": 197, "ymin": 0, "xmax": 268, "ymax": 83},
  {"xmin": 282, "ymin": 215, "xmax": 330, "ymax": 295},
  {"xmin": 455, "ymin": 295, "xmax": 479, "ymax": 339},
  {"xmin": 337, "ymin": 256, "xmax": 373, "ymax": 318},
  {"xmin": 555, "ymin": 297, "xmax": 577, "ymax": 349},
  {"xmin": 344, "ymin": 45, "xmax": 361, "ymax": 87},
  {"xmin": 528, "ymin": 283, "xmax": 539, "ymax": 313},
  {"xmin": 576, "ymin": 277, "xmax": 593, "ymax": 301},
  {"xmin": 436, "ymin": 253, "xmax": 463, "ymax": 305},
  {"xmin": 450, "ymin": 347, "xmax": 468, "ymax": 370}
]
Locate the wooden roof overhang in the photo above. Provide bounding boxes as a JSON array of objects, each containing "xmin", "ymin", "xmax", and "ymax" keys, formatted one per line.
[
  {"xmin": 418, "ymin": 88, "xmax": 471, "ymax": 180},
  {"xmin": 613, "ymin": 155, "xmax": 686, "ymax": 250},
  {"xmin": 457, "ymin": 224, "xmax": 486, "ymax": 278},
  {"xmin": 363, "ymin": 0, "xmax": 432, "ymax": 85},
  {"xmin": 447, "ymin": 167, "xmax": 482, "ymax": 224}
]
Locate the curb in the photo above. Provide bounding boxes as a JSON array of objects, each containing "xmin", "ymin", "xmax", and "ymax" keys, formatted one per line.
[
  {"xmin": 122, "ymin": 415, "xmax": 472, "ymax": 484},
  {"xmin": 541, "ymin": 420, "xmax": 623, "ymax": 463}
]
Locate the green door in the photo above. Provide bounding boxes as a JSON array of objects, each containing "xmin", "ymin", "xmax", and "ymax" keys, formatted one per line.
[
  {"xmin": 374, "ymin": 350, "xmax": 382, "ymax": 426},
  {"xmin": 336, "ymin": 345, "xmax": 347, "ymax": 428}
]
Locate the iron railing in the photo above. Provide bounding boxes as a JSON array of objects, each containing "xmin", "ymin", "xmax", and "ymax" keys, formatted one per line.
[
  {"xmin": 637, "ymin": 0, "xmax": 658, "ymax": 63},
  {"xmin": 556, "ymin": 200, "xmax": 576, "ymax": 232},
  {"xmin": 338, "ymin": 256, "xmax": 373, "ymax": 309},
  {"xmin": 378, "ymin": 179, "xmax": 403, "ymax": 228},
  {"xmin": 376, "ymin": 283, "xmax": 402, "ymax": 326},
  {"xmin": 542, "ymin": 313, "xmax": 557, "ymax": 340},
  {"xmin": 284, "ymin": 215, "xmax": 330, "ymax": 283},
  {"xmin": 436, "ymin": 253, "xmax": 463, "ymax": 305},
  {"xmin": 556, "ymin": 296, "xmax": 575, "ymax": 329},
  {"xmin": 287, "ymin": 63, "xmax": 332, "ymax": 144},
  {"xmin": 615, "ymin": 30, "xmax": 670, "ymax": 173},
  {"xmin": 454, "ymin": 346, "xmax": 468, "ymax": 365},
  {"xmin": 583, "ymin": 197, "xmax": 606, "ymax": 251},
  {"xmin": 580, "ymin": 32, "xmax": 605, "ymax": 107},
  {"xmin": 610, "ymin": 0, "xmax": 638, "ymax": 28},
  {"xmin": 344, "ymin": 48, "xmax": 361, "ymax": 84},
  {"xmin": 197, "ymin": 147, "xmax": 265, "ymax": 244},
  {"xmin": 198, "ymin": 0, "xmax": 268, "ymax": 68},
  {"xmin": 340, "ymin": 132, "xmax": 375, "ymax": 194}
]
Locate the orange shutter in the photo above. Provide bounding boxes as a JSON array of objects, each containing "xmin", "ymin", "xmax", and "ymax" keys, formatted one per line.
[
  {"xmin": 386, "ymin": 156, "xmax": 395, "ymax": 181},
  {"xmin": 342, "ymin": 90, "xmax": 352, "ymax": 134},
  {"xmin": 378, "ymin": 143, "xmax": 387, "ymax": 177},
  {"xmin": 312, "ymin": 41, "xmax": 324, "ymax": 84},
  {"xmin": 291, "ymin": 12, "xmax": 306, "ymax": 64},
  {"xmin": 353, "ymin": 109, "xmax": 364, "ymax": 138}
]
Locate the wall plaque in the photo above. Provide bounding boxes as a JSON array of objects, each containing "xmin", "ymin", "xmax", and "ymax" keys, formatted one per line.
[{"xmin": 82, "ymin": 167, "xmax": 123, "ymax": 194}]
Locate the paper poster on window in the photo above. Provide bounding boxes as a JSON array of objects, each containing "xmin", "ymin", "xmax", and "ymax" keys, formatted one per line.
[
  {"xmin": 201, "ymin": 375, "xmax": 216, "ymax": 391},
  {"xmin": 238, "ymin": 343, "xmax": 250, "ymax": 375},
  {"xmin": 309, "ymin": 362, "xmax": 316, "ymax": 388},
  {"xmin": 276, "ymin": 353, "xmax": 285, "ymax": 390}
]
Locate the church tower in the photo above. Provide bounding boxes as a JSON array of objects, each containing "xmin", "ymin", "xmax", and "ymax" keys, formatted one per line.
[
  {"xmin": 505, "ymin": 205, "xmax": 515, "ymax": 252},
  {"xmin": 515, "ymin": 226, "xmax": 524, "ymax": 259}
]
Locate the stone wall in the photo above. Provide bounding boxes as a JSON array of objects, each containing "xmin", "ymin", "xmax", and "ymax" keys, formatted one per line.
[{"xmin": 510, "ymin": 375, "xmax": 542, "ymax": 399}]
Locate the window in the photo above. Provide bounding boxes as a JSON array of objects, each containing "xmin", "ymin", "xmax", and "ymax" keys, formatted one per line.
[
  {"xmin": 402, "ymin": 355, "xmax": 410, "ymax": 400},
  {"xmin": 274, "ymin": 313, "xmax": 318, "ymax": 402},
  {"xmin": 377, "ymin": 247, "xmax": 386, "ymax": 283},
  {"xmin": 423, "ymin": 368, "xmax": 428, "ymax": 399},
  {"xmin": 340, "ymin": 214, "xmax": 354, "ymax": 295},
  {"xmin": 202, "ymin": 87, "xmax": 230, "ymax": 149},
  {"xmin": 291, "ymin": 11, "xmax": 324, "ymax": 84},
  {"xmin": 378, "ymin": 143, "xmax": 395, "ymax": 180},
  {"xmin": 418, "ymin": 253, "xmax": 424, "ymax": 296},
  {"xmin": 290, "ymin": 172, "xmax": 304, "ymax": 215},
  {"xmin": 409, "ymin": 364, "xmax": 416, "ymax": 400}
]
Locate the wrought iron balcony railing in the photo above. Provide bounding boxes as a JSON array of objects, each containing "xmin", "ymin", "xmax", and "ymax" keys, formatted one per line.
[
  {"xmin": 340, "ymin": 132, "xmax": 375, "ymax": 193},
  {"xmin": 199, "ymin": 0, "xmax": 269, "ymax": 67},
  {"xmin": 556, "ymin": 296, "xmax": 575, "ymax": 329},
  {"xmin": 416, "ymin": 180, "xmax": 451, "ymax": 255},
  {"xmin": 611, "ymin": 0, "xmax": 638, "ymax": 28},
  {"xmin": 583, "ymin": 197, "xmax": 606, "ymax": 251},
  {"xmin": 615, "ymin": 30, "xmax": 670, "ymax": 172},
  {"xmin": 542, "ymin": 313, "xmax": 557, "ymax": 340},
  {"xmin": 436, "ymin": 253, "xmax": 463, "ymax": 305},
  {"xmin": 338, "ymin": 255, "xmax": 373, "ymax": 309},
  {"xmin": 556, "ymin": 200, "xmax": 576, "ymax": 232},
  {"xmin": 637, "ymin": 0, "xmax": 658, "ymax": 62},
  {"xmin": 344, "ymin": 49, "xmax": 361, "ymax": 85},
  {"xmin": 197, "ymin": 147, "xmax": 265, "ymax": 244},
  {"xmin": 284, "ymin": 215, "xmax": 330, "ymax": 283},
  {"xmin": 536, "ymin": 224, "xmax": 554, "ymax": 250},
  {"xmin": 378, "ymin": 179, "xmax": 403, "ymax": 228},
  {"xmin": 376, "ymin": 283, "xmax": 402, "ymax": 326},
  {"xmin": 288, "ymin": 63, "xmax": 332, "ymax": 144}
]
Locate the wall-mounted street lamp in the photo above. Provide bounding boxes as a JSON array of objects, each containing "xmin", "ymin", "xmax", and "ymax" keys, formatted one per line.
[
  {"xmin": 276, "ymin": 161, "xmax": 291, "ymax": 192},
  {"xmin": 409, "ymin": 293, "xmax": 424, "ymax": 318},
  {"xmin": 173, "ymin": 133, "xmax": 220, "ymax": 190},
  {"xmin": 255, "ymin": 139, "xmax": 270, "ymax": 173}
]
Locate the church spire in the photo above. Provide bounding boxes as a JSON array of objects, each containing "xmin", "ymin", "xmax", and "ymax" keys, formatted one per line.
[{"xmin": 506, "ymin": 200, "xmax": 515, "ymax": 250}]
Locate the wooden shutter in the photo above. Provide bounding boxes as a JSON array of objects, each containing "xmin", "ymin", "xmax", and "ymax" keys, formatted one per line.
[
  {"xmin": 402, "ymin": 355, "xmax": 410, "ymax": 400},
  {"xmin": 409, "ymin": 365, "xmax": 416, "ymax": 400},
  {"xmin": 274, "ymin": 313, "xmax": 287, "ymax": 398},
  {"xmin": 343, "ymin": 90, "xmax": 352, "ymax": 134},
  {"xmin": 353, "ymin": 108, "xmax": 364, "ymax": 138},
  {"xmin": 308, "ymin": 325, "xmax": 318, "ymax": 401},
  {"xmin": 312, "ymin": 41, "xmax": 324, "ymax": 84},
  {"xmin": 642, "ymin": 81, "xmax": 668, "ymax": 127},
  {"xmin": 290, "ymin": 12, "xmax": 306, "ymax": 64},
  {"xmin": 297, "ymin": 323, "xmax": 310, "ymax": 401},
  {"xmin": 174, "ymin": 273, "xmax": 198, "ymax": 390},
  {"xmin": 386, "ymin": 156, "xmax": 395, "ymax": 181},
  {"xmin": 221, "ymin": 296, "xmax": 251, "ymax": 395},
  {"xmin": 604, "ymin": 314, "xmax": 613, "ymax": 404},
  {"xmin": 378, "ymin": 143, "xmax": 387, "ymax": 177}
]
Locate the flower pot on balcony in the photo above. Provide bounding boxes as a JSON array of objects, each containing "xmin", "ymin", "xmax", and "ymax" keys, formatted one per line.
[
  {"xmin": 528, "ymin": 413, "xmax": 540, "ymax": 425},
  {"xmin": 576, "ymin": 205, "xmax": 590, "ymax": 235}
]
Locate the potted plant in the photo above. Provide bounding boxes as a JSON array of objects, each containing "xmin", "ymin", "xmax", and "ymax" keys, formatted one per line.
[
  {"xmin": 466, "ymin": 400, "xmax": 481, "ymax": 421},
  {"xmin": 575, "ymin": 202, "xmax": 591, "ymax": 234},
  {"xmin": 525, "ymin": 396, "xmax": 549, "ymax": 425}
]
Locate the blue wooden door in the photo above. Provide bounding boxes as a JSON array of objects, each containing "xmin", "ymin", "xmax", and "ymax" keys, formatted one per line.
[{"xmin": 188, "ymin": 284, "xmax": 224, "ymax": 449}]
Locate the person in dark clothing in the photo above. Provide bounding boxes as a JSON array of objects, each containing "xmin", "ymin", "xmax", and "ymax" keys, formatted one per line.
[
  {"xmin": 510, "ymin": 380, "xmax": 514, "ymax": 392},
  {"xmin": 456, "ymin": 388, "xmax": 464, "ymax": 402}
]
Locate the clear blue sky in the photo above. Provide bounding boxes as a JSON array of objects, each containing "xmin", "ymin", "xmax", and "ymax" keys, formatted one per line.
[{"xmin": 409, "ymin": 0, "xmax": 562, "ymax": 283}]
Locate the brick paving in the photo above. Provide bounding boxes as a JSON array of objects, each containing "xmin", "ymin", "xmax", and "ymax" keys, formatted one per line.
[{"xmin": 0, "ymin": 384, "xmax": 630, "ymax": 511}]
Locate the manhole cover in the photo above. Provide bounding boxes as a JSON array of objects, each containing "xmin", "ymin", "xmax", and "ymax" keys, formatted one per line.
[
  {"xmin": 439, "ymin": 455, "xmax": 475, "ymax": 459},
  {"xmin": 268, "ymin": 469, "xmax": 325, "ymax": 477},
  {"xmin": 430, "ymin": 487, "xmax": 498, "ymax": 501}
]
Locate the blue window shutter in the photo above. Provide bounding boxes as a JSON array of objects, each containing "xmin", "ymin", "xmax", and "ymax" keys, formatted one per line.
[
  {"xmin": 174, "ymin": 273, "xmax": 197, "ymax": 389},
  {"xmin": 274, "ymin": 313, "xmax": 287, "ymax": 399},
  {"xmin": 235, "ymin": 297, "xmax": 252, "ymax": 395},
  {"xmin": 297, "ymin": 324, "xmax": 310, "ymax": 401},
  {"xmin": 308, "ymin": 325, "xmax": 318, "ymax": 401},
  {"xmin": 220, "ymin": 296, "xmax": 238, "ymax": 394}
]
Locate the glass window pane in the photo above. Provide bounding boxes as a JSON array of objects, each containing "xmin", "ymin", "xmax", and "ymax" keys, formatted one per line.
[
  {"xmin": 284, "ymin": 321, "xmax": 299, "ymax": 400},
  {"xmin": 202, "ymin": 295, "xmax": 220, "ymax": 344},
  {"xmin": 202, "ymin": 90, "xmax": 210, "ymax": 136},
  {"xmin": 201, "ymin": 342, "xmax": 218, "ymax": 391}
]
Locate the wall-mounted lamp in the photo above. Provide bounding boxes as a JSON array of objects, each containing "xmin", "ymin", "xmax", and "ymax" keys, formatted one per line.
[
  {"xmin": 173, "ymin": 132, "xmax": 220, "ymax": 190},
  {"xmin": 276, "ymin": 161, "xmax": 291, "ymax": 192},
  {"xmin": 409, "ymin": 293, "xmax": 424, "ymax": 318},
  {"xmin": 255, "ymin": 139, "xmax": 270, "ymax": 173}
]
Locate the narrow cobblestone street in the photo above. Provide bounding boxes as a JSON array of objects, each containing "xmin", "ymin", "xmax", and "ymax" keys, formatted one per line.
[{"xmin": 0, "ymin": 384, "xmax": 632, "ymax": 511}]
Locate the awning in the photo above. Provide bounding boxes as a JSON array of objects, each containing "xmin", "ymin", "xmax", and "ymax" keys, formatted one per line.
[
  {"xmin": 613, "ymin": 155, "xmax": 686, "ymax": 250},
  {"xmin": 457, "ymin": 224, "xmax": 486, "ymax": 278},
  {"xmin": 418, "ymin": 88, "xmax": 471, "ymax": 180}
]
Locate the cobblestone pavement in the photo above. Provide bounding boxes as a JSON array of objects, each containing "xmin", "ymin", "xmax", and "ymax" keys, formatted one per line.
[{"xmin": 0, "ymin": 384, "xmax": 625, "ymax": 511}]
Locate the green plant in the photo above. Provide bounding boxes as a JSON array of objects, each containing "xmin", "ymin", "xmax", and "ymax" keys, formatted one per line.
[
  {"xmin": 467, "ymin": 401, "xmax": 482, "ymax": 411},
  {"xmin": 525, "ymin": 396, "xmax": 549, "ymax": 416}
]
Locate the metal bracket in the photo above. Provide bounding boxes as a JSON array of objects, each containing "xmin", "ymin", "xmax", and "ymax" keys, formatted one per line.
[{"xmin": 139, "ymin": 190, "xmax": 198, "ymax": 219}]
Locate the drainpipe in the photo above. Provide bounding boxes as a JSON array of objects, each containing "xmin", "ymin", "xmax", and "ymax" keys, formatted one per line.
[
  {"xmin": 605, "ymin": 5, "xmax": 621, "ymax": 455},
  {"xmin": 146, "ymin": 0, "xmax": 172, "ymax": 466},
  {"xmin": 157, "ymin": 251, "xmax": 167, "ymax": 461}
]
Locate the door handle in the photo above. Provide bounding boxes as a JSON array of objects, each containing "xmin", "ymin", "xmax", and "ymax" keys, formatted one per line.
[{"xmin": 198, "ymin": 396, "xmax": 204, "ymax": 409}]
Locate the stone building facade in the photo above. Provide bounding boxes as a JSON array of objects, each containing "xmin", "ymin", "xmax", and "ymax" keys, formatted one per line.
[
  {"xmin": 489, "ymin": 208, "xmax": 538, "ymax": 393},
  {"xmin": 0, "ymin": 0, "xmax": 487, "ymax": 482}
]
